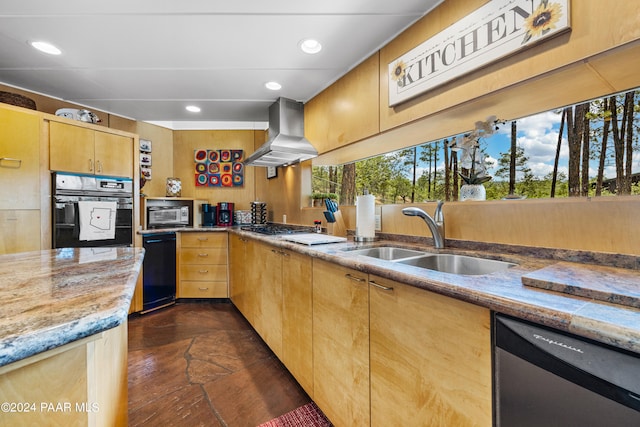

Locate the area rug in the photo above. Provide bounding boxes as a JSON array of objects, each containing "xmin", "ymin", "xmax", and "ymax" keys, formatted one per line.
[{"xmin": 258, "ymin": 402, "xmax": 333, "ymax": 427}]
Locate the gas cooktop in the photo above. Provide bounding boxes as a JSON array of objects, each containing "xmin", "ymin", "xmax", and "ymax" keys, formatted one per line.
[{"xmin": 240, "ymin": 224, "xmax": 315, "ymax": 235}]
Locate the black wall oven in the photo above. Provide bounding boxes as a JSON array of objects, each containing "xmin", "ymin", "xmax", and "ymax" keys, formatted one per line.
[{"xmin": 52, "ymin": 172, "xmax": 133, "ymax": 248}]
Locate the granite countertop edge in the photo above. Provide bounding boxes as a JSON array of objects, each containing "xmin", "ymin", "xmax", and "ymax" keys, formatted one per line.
[{"xmin": 0, "ymin": 247, "xmax": 144, "ymax": 368}]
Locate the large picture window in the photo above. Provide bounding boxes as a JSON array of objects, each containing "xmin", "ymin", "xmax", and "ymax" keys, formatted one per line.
[{"xmin": 313, "ymin": 88, "xmax": 640, "ymax": 204}]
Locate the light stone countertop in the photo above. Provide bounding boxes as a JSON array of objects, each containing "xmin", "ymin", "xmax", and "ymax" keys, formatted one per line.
[
  {"xmin": 0, "ymin": 247, "xmax": 144, "ymax": 367},
  {"xmin": 229, "ymin": 228, "xmax": 640, "ymax": 355}
]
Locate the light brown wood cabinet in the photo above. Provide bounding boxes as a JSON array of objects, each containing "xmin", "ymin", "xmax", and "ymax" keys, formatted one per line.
[
  {"xmin": 369, "ymin": 275, "xmax": 492, "ymax": 427},
  {"xmin": 231, "ymin": 238, "xmax": 493, "ymax": 427},
  {"xmin": 304, "ymin": 53, "xmax": 380, "ymax": 154},
  {"xmin": 281, "ymin": 248, "xmax": 313, "ymax": 396},
  {"xmin": 0, "ymin": 106, "xmax": 41, "ymax": 210},
  {"xmin": 229, "ymin": 236, "xmax": 314, "ymax": 395},
  {"xmin": 312, "ymin": 259, "xmax": 370, "ymax": 426},
  {"xmin": 0, "ymin": 105, "xmax": 42, "ymax": 255},
  {"xmin": 229, "ymin": 234, "xmax": 251, "ymax": 319},
  {"xmin": 245, "ymin": 240, "xmax": 284, "ymax": 358},
  {"xmin": 177, "ymin": 232, "xmax": 228, "ymax": 298},
  {"xmin": 49, "ymin": 121, "xmax": 133, "ymax": 178}
]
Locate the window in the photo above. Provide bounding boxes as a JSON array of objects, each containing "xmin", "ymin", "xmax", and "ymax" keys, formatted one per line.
[{"xmin": 313, "ymin": 88, "xmax": 640, "ymax": 204}]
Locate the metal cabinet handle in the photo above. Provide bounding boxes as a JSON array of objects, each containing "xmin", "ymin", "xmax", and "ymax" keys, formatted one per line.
[
  {"xmin": 197, "ymin": 253, "xmax": 209, "ymax": 257},
  {"xmin": 88, "ymin": 159, "xmax": 93, "ymax": 172},
  {"xmin": 369, "ymin": 281, "xmax": 394, "ymax": 291},
  {"xmin": 197, "ymin": 237, "xmax": 209, "ymax": 241},
  {"xmin": 0, "ymin": 157, "xmax": 22, "ymax": 167},
  {"xmin": 345, "ymin": 273, "xmax": 366, "ymax": 283},
  {"xmin": 96, "ymin": 160, "xmax": 102, "ymax": 173},
  {"xmin": 198, "ymin": 269, "xmax": 209, "ymax": 273},
  {"xmin": 198, "ymin": 287, "xmax": 210, "ymax": 291}
]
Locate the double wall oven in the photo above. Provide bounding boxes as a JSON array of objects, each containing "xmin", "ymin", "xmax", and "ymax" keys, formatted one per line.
[{"xmin": 52, "ymin": 172, "xmax": 133, "ymax": 248}]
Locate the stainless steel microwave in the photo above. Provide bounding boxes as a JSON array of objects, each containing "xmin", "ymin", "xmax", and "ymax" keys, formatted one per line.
[{"xmin": 147, "ymin": 205, "xmax": 190, "ymax": 228}]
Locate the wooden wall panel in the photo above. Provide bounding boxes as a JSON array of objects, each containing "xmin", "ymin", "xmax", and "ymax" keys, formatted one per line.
[
  {"xmin": 379, "ymin": 197, "xmax": 640, "ymax": 255},
  {"xmin": 172, "ymin": 129, "xmax": 256, "ymax": 209}
]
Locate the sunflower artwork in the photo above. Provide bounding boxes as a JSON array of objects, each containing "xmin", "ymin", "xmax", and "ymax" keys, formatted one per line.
[
  {"xmin": 194, "ymin": 149, "xmax": 244, "ymax": 187},
  {"xmin": 521, "ymin": 0, "xmax": 563, "ymax": 45}
]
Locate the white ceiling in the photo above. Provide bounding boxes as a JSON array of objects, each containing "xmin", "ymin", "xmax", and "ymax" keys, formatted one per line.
[{"xmin": 0, "ymin": 0, "xmax": 442, "ymax": 129}]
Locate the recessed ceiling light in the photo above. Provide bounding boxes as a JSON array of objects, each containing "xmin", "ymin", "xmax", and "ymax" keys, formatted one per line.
[
  {"xmin": 30, "ymin": 41, "xmax": 61, "ymax": 55},
  {"xmin": 300, "ymin": 39, "xmax": 322, "ymax": 54},
  {"xmin": 186, "ymin": 105, "xmax": 201, "ymax": 113},
  {"xmin": 265, "ymin": 81, "xmax": 282, "ymax": 91}
]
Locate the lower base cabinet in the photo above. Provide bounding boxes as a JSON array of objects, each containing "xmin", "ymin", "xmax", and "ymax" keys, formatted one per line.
[
  {"xmin": 369, "ymin": 275, "xmax": 492, "ymax": 427},
  {"xmin": 281, "ymin": 249, "xmax": 313, "ymax": 396},
  {"xmin": 312, "ymin": 259, "xmax": 370, "ymax": 426},
  {"xmin": 0, "ymin": 210, "xmax": 40, "ymax": 255},
  {"xmin": 177, "ymin": 232, "xmax": 228, "ymax": 298},
  {"xmin": 231, "ymin": 237, "xmax": 493, "ymax": 427}
]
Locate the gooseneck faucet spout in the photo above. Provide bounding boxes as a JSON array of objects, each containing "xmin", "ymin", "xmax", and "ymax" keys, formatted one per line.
[{"xmin": 402, "ymin": 201, "xmax": 445, "ymax": 249}]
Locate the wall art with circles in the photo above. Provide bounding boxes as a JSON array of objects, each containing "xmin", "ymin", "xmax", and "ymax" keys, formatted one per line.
[{"xmin": 194, "ymin": 149, "xmax": 244, "ymax": 187}]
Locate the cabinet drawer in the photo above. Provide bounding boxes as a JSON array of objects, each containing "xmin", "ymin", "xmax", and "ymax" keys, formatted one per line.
[
  {"xmin": 179, "ymin": 280, "xmax": 228, "ymax": 298},
  {"xmin": 179, "ymin": 247, "xmax": 227, "ymax": 265},
  {"xmin": 181, "ymin": 233, "xmax": 227, "ymax": 248},
  {"xmin": 179, "ymin": 264, "xmax": 227, "ymax": 281}
]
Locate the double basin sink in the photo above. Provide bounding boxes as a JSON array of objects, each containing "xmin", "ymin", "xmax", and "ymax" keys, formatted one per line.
[{"xmin": 344, "ymin": 246, "xmax": 516, "ymax": 276}]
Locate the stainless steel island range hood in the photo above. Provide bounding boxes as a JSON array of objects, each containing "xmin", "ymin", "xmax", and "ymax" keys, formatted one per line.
[{"xmin": 244, "ymin": 97, "xmax": 318, "ymax": 167}]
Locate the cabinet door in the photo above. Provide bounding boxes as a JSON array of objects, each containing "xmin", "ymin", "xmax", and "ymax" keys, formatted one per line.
[
  {"xmin": 49, "ymin": 121, "xmax": 95, "ymax": 174},
  {"xmin": 0, "ymin": 210, "xmax": 40, "ymax": 254},
  {"xmin": 94, "ymin": 132, "xmax": 133, "ymax": 178},
  {"xmin": 0, "ymin": 107, "xmax": 40, "ymax": 209},
  {"xmin": 229, "ymin": 235, "xmax": 249, "ymax": 316},
  {"xmin": 369, "ymin": 275, "xmax": 492, "ymax": 427},
  {"xmin": 252, "ymin": 241, "xmax": 283, "ymax": 358},
  {"xmin": 281, "ymin": 249, "xmax": 313, "ymax": 397},
  {"xmin": 313, "ymin": 259, "xmax": 369, "ymax": 426}
]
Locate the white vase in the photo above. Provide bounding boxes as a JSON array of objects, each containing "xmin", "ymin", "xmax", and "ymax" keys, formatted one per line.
[{"xmin": 460, "ymin": 184, "xmax": 486, "ymax": 201}]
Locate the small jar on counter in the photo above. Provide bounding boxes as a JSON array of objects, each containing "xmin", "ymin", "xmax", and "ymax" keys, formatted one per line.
[{"xmin": 314, "ymin": 220, "xmax": 322, "ymax": 233}]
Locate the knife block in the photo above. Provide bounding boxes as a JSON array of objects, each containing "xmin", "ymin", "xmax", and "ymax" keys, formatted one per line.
[{"xmin": 329, "ymin": 211, "xmax": 347, "ymax": 237}]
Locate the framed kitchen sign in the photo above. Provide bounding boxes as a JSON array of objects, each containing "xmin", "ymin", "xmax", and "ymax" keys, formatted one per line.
[
  {"xmin": 267, "ymin": 166, "xmax": 278, "ymax": 179},
  {"xmin": 388, "ymin": 0, "xmax": 570, "ymax": 106}
]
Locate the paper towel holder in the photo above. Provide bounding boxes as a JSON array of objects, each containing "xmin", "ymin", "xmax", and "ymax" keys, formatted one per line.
[{"xmin": 354, "ymin": 190, "xmax": 377, "ymax": 242}]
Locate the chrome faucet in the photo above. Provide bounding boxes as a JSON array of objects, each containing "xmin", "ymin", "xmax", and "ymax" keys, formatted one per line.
[{"xmin": 402, "ymin": 200, "xmax": 445, "ymax": 248}]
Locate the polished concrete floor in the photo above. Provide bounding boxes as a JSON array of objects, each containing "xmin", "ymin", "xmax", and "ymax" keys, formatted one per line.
[{"xmin": 127, "ymin": 301, "xmax": 311, "ymax": 426}]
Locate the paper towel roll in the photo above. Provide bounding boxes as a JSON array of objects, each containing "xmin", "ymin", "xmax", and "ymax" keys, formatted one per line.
[{"xmin": 356, "ymin": 195, "xmax": 376, "ymax": 239}]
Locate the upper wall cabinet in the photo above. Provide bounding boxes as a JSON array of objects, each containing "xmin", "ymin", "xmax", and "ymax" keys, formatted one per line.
[
  {"xmin": 0, "ymin": 105, "xmax": 40, "ymax": 210},
  {"xmin": 49, "ymin": 121, "xmax": 134, "ymax": 178},
  {"xmin": 304, "ymin": 53, "xmax": 380, "ymax": 154}
]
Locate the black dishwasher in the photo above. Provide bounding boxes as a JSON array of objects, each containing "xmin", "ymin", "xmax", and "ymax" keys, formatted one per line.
[
  {"xmin": 142, "ymin": 233, "xmax": 176, "ymax": 313},
  {"xmin": 494, "ymin": 314, "xmax": 640, "ymax": 426}
]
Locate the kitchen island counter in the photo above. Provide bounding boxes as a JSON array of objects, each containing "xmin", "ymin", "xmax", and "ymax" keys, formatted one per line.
[{"xmin": 0, "ymin": 247, "xmax": 144, "ymax": 367}]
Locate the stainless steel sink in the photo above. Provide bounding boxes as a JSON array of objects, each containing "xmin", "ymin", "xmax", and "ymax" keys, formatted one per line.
[
  {"xmin": 397, "ymin": 254, "xmax": 516, "ymax": 275},
  {"xmin": 345, "ymin": 247, "xmax": 427, "ymax": 260}
]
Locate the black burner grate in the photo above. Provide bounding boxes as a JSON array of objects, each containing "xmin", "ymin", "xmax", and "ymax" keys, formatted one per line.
[{"xmin": 240, "ymin": 224, "xmax": 315, "ymax": 235}]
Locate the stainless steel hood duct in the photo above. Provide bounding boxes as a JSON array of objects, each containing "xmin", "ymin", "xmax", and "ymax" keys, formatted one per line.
[{"xmin": 244, "ymin": 97, "xmax": 318, "ymax": 167}]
